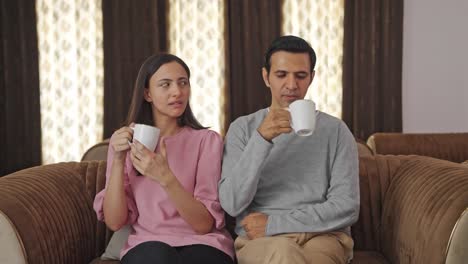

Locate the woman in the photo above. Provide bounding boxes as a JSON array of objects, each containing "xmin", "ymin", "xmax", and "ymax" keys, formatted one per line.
[{"xmin": 93, "ymin": 54, "xmax": 234, "ymax": 264}]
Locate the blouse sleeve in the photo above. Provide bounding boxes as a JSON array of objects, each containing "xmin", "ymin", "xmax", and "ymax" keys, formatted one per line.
[
  {"xmin": 93, "ymin": 144, "xmax": 139, "ymax": 225},
  {"xmin": 193, "ymin": 130, "xmax": 226, "ymax": 229}
]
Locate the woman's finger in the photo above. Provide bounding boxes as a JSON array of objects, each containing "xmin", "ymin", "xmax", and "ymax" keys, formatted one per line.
[
  {"xmin": 130, "ymin": 144, "xmax": 142, "ymax": 160},
  {"xmin": 159, "ymin": 138, "xmax": 167, "ymax": 157},
  {"xmin": 131, "ymin": 152, "xmax": 143, "ymax": 168},
  {"xmin": 133, "ymin": 140, "xmax": 153, "ymax": 156},
  {"xmin": 116, "ymin": 137, "xmax": 130, "ymax": 146}
]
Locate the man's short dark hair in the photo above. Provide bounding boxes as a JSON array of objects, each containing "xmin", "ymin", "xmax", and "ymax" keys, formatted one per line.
[{"xmin": 264, "ymin": 35, "xmax": 317, "ymax": 74}]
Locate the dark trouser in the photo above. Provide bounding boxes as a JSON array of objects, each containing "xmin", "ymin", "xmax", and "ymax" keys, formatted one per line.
[{"xmin": 121, "ymin": 241, "xmax": 233, "ymax": 264}]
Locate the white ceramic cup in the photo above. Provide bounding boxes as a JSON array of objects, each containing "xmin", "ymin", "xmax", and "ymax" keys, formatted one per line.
[
  {"xmin": 289, "ymin": 99, "xmax": 316, "ymax": 136},
  {"xmin": 131, "ymin": 124, "xmax": 160, "ymax": 151}
]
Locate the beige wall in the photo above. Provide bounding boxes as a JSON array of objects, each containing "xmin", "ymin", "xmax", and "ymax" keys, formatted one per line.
[{"xmin": 403, "ymin": 0, "xmax": 468, "ymax": 132}]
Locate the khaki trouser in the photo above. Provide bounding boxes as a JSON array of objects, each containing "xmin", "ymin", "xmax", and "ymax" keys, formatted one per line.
[{"xmin": 235, "ymin": 232, "xmax": 354, "ymax": 264}]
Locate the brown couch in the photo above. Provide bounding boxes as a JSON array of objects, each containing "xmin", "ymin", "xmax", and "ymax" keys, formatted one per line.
[
  {"xmin": 1, "ymin": 155, "xmax": 467, "ymax": 264},
  {"xmin": 367, "ymin": 132, "xmax": 468, "ymax": 163}
]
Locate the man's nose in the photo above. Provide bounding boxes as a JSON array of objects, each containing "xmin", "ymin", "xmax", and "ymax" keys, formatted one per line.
[{"xmin": 286, "ymin": 75, "xmax": 298, "ymax": 90}]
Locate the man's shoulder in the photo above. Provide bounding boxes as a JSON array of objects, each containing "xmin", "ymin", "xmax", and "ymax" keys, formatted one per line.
[
  {"xmin": 317, "ymin": 111, "xmax": 348, "ymax": 130},
  {"xmin": 230, "ymin": 108, "xmax": 267, "ymax": 130},
  {"xmin": 316, "ymin": 111, "xmax": 354, "ymax": 141}
]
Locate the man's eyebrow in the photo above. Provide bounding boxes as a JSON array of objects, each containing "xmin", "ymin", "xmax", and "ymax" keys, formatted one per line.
[
  {"xmin": 273, "ymin": 70, "xmax": 309, "ymax": 74},
  {"xmin": 295, "ymin": 71, "xmax": 309, "ymax": 75}
]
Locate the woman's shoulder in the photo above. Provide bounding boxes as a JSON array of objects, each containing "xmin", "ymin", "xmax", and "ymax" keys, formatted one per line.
[{"xmin": 185, "ymin": 127, "xmax": 223, "ymax": 144}]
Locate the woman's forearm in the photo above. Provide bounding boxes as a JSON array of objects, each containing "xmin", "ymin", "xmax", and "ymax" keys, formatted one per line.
[
  {"xmin": 103, "ymin": 159, "xmax": 129, "ymax": 231},
  {"xmin": 163, "ymin": 174, "xmax": 214, "ymax": 234}
]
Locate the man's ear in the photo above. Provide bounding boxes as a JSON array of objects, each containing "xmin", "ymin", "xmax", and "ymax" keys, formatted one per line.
[
  {"xmin": 262, "ymin": 67, "xmax": 270, "ymax": 88},
  {"xmin": 143, "ymin": 88, "xmax": 152, "ymax": 102},
  {"xmin": 309, "ymin": 70, "xmax": 316, "ymax": 86}
]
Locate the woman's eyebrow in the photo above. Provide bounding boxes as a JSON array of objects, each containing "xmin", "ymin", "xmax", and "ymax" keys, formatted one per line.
[{"xmin": 157, "ymin": 78, "xmax": 173, "ymax": 83}]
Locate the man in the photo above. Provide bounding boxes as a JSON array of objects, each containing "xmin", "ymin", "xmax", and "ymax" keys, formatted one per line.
[{"xmin": 219, "ymin": 35, "xmax": 359, "ymax": 264}]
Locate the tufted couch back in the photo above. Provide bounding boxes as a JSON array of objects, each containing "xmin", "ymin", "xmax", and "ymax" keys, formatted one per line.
[{"xmin": 367, "ymin": 132, "xmax": 468, "ymax": 163}]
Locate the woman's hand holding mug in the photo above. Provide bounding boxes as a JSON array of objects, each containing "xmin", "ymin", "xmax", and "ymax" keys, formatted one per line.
[
  {"xmin": 110, "ymin": 124, "xmax": 134, "ymax": 161},
  {"xmin": 130, "ymin": 139, "xmax": 175, "ymax": 187}
]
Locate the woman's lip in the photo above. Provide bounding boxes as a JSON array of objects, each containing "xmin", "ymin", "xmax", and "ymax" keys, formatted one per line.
[{"xmin": 169, "ymin": 101, "xmax": 184, "ymax": 107}]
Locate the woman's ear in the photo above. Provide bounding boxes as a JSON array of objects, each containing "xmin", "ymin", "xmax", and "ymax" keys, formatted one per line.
[{"xmin": 143, "ymin": 88, "xmax": 152, "ymax": 102}]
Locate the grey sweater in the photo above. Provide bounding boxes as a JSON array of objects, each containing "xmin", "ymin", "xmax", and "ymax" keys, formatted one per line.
[{"xmin": 219, "ymin": 108, "xmax": 359, "ymax": 236}]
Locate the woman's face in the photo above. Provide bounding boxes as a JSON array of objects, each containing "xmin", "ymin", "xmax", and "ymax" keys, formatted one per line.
[{"xmin": 145, "ymin": 61, "xmax": 190, "ymax": 121}]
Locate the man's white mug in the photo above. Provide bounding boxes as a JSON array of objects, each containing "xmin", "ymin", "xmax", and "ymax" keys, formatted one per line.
[
  {"xmin": 131, "ymin": 124, "xmax": 160, "ymax": 151},
  {"xmin": 289, "ymin": 99, "xmax": 316, "ymax": 136}
]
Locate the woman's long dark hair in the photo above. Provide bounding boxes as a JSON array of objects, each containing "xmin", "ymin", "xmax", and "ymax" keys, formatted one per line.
[{"xmin": 125, "ymin": 54, "xmax": 207, "ymax": 130}]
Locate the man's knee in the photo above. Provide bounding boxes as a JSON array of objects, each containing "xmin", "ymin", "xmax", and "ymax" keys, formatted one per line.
[
  {"xmin": 236, "ymin": 237, "xmax": 306, "ymax": 264},
  {"xmin": 267, "ymin": 238, "xmax": 303, "ymax": 257},
  {"xmin": 303, "ymin": 233, "xmax": 351, "ymax": 264}
]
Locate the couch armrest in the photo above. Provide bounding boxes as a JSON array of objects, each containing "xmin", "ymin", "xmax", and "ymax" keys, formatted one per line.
[
  {"xmin": 381, "ymin": 157, "xmax": 468, "ymax": 264},
  {"xmin": 0, "ymin": 161, "xmax": 106, "ymax": 264}
]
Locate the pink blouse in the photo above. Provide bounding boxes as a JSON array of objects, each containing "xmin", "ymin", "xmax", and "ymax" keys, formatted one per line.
[{"xmin": 93, "ymin": 127, "xmax": 234, "ymax": 259}]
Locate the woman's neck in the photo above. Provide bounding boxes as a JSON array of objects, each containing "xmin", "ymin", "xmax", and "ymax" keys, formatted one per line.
[{"xmin": 154, "ymin": 116, "xmax": 182, "ymax": 137}]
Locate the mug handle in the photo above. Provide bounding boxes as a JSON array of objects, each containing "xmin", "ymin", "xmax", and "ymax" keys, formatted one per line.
[{"xmin": 127, "ymin": 126, "xmax": 135, "ymax": 146}]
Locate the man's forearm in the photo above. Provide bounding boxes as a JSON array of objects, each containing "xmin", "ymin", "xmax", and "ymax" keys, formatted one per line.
[
  {"xmin": 219, "ymin": 131, "xmax": 272, "ymax": 216},
  {"xmin": 266, "ymin": 195, "xmax": 359, "ymax": 235}
]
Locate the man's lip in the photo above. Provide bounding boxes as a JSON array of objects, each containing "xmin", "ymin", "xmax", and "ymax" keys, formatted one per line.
[{"xmin": 283, "ymin": 95, "xmax": 299, "ymax": 100}]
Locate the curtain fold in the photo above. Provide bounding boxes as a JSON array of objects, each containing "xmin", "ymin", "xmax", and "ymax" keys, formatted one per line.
[
  {"xmin": 342, "ymin": 0, "xmax": 403, "ymax": 140},
  {"xmin": 0, "ymin": 0, "xmax": 41, "ymax": 176},
  {"xmin": 225, "ymin": 0, "xmax": 282, "ymax": 126},
  {"xmin": 102, "ymin": 0, "xmax": 167, "ymax": 138}
]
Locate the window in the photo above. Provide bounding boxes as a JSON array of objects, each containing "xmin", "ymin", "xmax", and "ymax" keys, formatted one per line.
[
  {"xmin": 168, "ymin": 0, "xmax": 226, "ymax": 133},
  {"xmin": 37, "ymin": 0, "xmax": 103, "ymax": 163},
  {"xmin": 283, "ymin": 0, "xmax": 344, "ymax": 118}
]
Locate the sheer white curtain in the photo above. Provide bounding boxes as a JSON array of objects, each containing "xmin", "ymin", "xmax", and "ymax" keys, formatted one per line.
[
  {"xmin": 282, "ymin": 0, "xmax": 344, "ymax": 118},
  {"xmin": 36, "ymin": 0, "xmax": 103, "ymax": 164},
  {"xmin": 168, "ymin": 0, "xmax": 226, "ymax": 134}
]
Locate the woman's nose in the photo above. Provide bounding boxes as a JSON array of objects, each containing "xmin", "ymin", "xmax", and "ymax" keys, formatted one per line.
[{"xmin": 171, "ymin": 85, "xmax": 182, "ymax": 96}]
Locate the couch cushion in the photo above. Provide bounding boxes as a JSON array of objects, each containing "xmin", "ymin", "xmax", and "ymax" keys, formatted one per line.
[
  {"xmin": 0, "ymin": 211, "xmax": 26, "ymax": 264},
  {"xmin": 356, "ymin": 140, "xmax": 373, "ymax": 156},
  {"xmin": 351, "ymin": 155, "xmax": 408, "ymax": 252},
  {"xmin": 90, "ymin": 250, "xmax": 389, "ymax": 264},
  {"xmin": 352, "ymin": 251, "xmax": 389, "ymax": 264},
  {"xmin": 100, "ymin": 225, "xmax": 131, "ymax": 260},
  {"xmin": 446, "ymin": 209, "xmax": 468, "ymax": 264},
  {"xmin": 90, "ymin": 258, "xmax": 119, "ymax": 264}
]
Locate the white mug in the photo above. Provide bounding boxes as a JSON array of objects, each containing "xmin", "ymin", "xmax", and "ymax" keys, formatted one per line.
[
  {"xmin": 289, "ymin": 99, "xmax": 316, "ymax": 136},
  {"xmin": 131, "ymin": 124, "xmax": 160, "ymax": 151}
]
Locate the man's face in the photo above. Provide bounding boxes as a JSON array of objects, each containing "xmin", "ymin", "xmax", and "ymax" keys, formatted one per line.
[{"xmin": 262, "ymin": 51, "xmax": 314, "ymax": 109}]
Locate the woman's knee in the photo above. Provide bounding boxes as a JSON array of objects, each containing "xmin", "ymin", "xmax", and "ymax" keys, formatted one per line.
[
  {"xmin": 179, "ymin": 244, "xmax": 233, "ymax": 264},
  {"xmin": 121, "ymin": 241, "xmax": 179, "ymax": 264}
]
